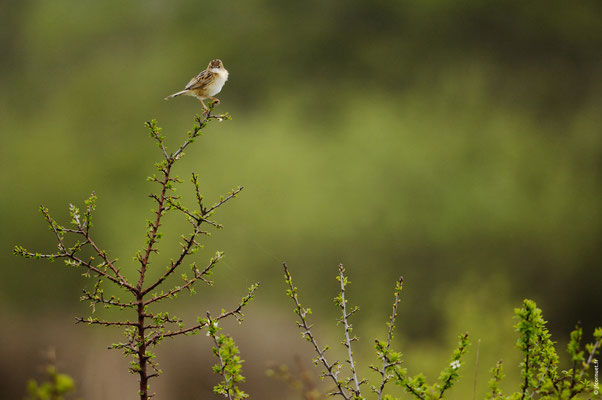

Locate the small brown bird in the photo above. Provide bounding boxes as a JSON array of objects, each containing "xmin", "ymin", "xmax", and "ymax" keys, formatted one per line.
[{"xmin": 165, "ymin": 59, "xmax": 229, "ymax": 111}]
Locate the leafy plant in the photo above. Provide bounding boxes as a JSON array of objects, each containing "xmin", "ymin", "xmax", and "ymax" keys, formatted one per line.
[
  {"xmin": 487, "ymin": 299, "xmax": 601, "ymax": 399},
  {"xmin": 15, "ymin": 103, "xmax": 258, "ymax": 400},
  {"xmin": 283, "ymin": 263, "xmax": 470, "ymax": 400},
  {"xmin": 206, "ymin": 314, "xmax": 252, "ymax": 400},
  {"xmin": 25, "ymin": 351, "xmax": 78, "ymax": 400},
  {"xmin": 26, "ymin": 366, "xmax": 76, "ymax": 400},
  {"xmin": 283, "ymin": 264, "xmax": 601, "ymax": 400}
]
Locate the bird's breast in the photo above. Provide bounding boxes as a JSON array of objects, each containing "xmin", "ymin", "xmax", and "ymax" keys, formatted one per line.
[{"xmin": 207, "ymin": 70, "xmax": 229, "ymax": 96}]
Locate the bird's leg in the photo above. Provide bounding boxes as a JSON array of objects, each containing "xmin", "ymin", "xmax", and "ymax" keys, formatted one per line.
[{"xmin": 199, "ymin": 99, "xmax": 210, "ymax": 116}]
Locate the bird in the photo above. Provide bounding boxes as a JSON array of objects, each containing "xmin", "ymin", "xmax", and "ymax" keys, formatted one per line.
[{"xmin": 165, "ymin": 59, "xmax": 229, "ymax": 111}]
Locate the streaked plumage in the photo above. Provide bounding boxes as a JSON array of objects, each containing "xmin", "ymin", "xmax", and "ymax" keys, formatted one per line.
[{"xmin": 165, "ymin": 59, "xmax": 229, "ymax": 111}]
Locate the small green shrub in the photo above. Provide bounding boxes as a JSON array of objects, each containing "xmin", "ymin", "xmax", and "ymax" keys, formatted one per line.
[
  {"xmin": 25, "ymin": 354, "xmax": 77, "ymax": 400},
  {"xmin": 282, "ymin": 263, "xmax": 601, "ymax": 400},
  {"xmin": 16, "ymin": 104, "xmax": 257, "ymax": 400},
  {"xmin": 488, "ymin": 300, "xmax": 601, "ymax": 399}
]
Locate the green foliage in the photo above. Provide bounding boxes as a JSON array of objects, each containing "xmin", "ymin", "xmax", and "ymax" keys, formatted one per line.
[
  {"xmin": 284, "ymin": 266, "xmax": 601, "ymax": 400},
  {"xmin": 485, "ymin": 361, "xmax": 504, "ymax": 400},
  {"xmin": 206, "ymin": 318, "xmax": 249, "ymax": 400},
  {"xmin": 387, "ymin": 333, "xmax": 470, "ymax": 400},
  {"xmin": 487, "ymin": 299, "xmax": 601, "ymax": 399},
  {"xmin": 25, "ymin": 365, "xmax": 77, "ymax": 400}
]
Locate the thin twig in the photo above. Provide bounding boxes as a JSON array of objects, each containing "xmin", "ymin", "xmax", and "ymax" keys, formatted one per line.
[
  {"xmin": 375, "ymin": 276, "xmax": 403, "ymax": 400},
  {"xmin": 146, "ymin": 284, "xmax": 259, "ymax": 346},
  {"xmin": 283, "ymin": 263, "xmax": 351, "ymax": 400},
  {"xmin": 143, "ymin": 255, "xmax": 220, "ymax": 305},
  {"xmin": 142, "ymin": 223, "xmax": 203, "ymax": 296},
  {"xmin": 337, "ymin": 264, "xmax": 363, "ymax": 398}
]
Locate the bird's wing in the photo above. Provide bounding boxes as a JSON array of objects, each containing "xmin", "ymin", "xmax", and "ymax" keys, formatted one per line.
[{"xmin": 184, "ymin": 70, "xmax": 215, "ymax": 91}]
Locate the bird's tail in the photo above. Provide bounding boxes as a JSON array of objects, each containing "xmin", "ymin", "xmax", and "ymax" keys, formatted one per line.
[{"xmin": 164, "ymin": 90, "xmax": 187, "ymax": 100}]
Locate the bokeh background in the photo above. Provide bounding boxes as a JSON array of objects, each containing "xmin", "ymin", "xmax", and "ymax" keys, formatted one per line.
[{"xmin": 1, "ymin": 1, "xmax": 601, "ymax": 399}]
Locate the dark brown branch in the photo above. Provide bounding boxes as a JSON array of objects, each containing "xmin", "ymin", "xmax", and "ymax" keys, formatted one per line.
[
  {"xmin": 204, "ymin": 187, "xmax": 243, "ymax": 216},
  {"xmin": 143, "ymin": 255, "xmax": 221, "ymax": 305},
  {"xmin": 75, "ymin": 317, "xmax": 138, "ymax": 327},
  {"xmin": 67, "ymin": 202, "xmax": 134, "ymax": 292},
  {"xmin": 170, "ymin": 111, "xmax": 230, "ymax": 161},
  {"xmin": 81, "ymin": 288, "xmax": 136, "ymax": 309},
  {"xmin": 69, "ymin": 253, "xmax": 138, "ymax": 293},
  {"xmin": 142, "ymin": 223, "xmax": 204, "ymax": 296},
  {"xmin": 166, "ymin": 197, "xmax": 222, "ymax": 228},
  {"xmin": 39, "ymin": 204, "xmax": 136, "ymax": 293},
  {"xmin": 41, "ymin": 207, "xmax": 69, "ymax": 253},
  {"xmin": 146, "ymin": 284, "xmax": 259, "ymax": 347},
  {"xmin": 137, "ymin": 161, "xmax": 173, "ymax": 291},
  {"xmin": 390, "ymin": 367, "xmax": 426, "ymax": 400},
  {"xmin": 84, "ymin": 231, "xmax": 134, "ymax": 291}
]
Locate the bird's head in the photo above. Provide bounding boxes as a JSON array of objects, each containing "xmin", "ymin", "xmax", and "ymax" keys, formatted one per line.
[{"xmin": 209, "ymin": 59, "xmax": 224, "ymax": 72}]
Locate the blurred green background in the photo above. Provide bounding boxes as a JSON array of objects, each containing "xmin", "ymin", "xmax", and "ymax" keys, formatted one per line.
[{"xmin": 1, "ymin": 0, "xmax": 601, "ymax": 399}]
